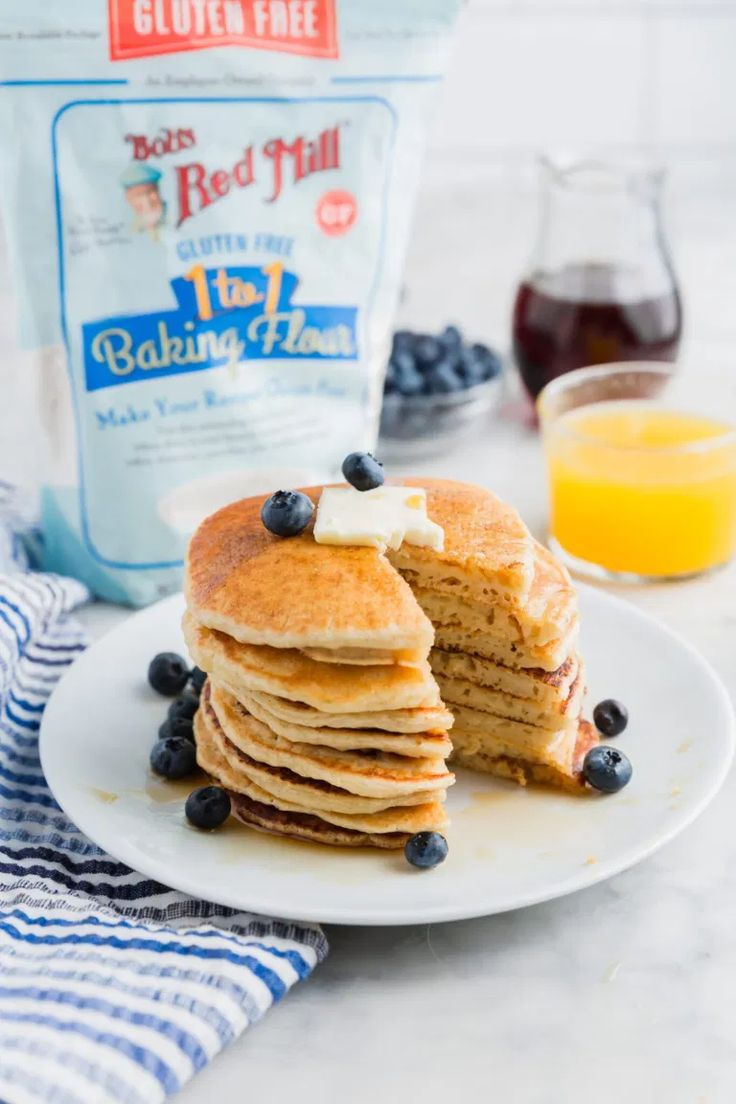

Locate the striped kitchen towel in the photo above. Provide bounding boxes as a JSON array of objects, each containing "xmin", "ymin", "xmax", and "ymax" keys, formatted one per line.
[{"xmin": 0, "ymin": 488, "xmax": 327, "ymax": 1104}]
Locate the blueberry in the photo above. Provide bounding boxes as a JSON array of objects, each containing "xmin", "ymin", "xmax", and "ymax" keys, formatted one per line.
[
  {"xmin": 470, "ymin": 342, "xmax": 502, "ymax": 380},
  {"xmin": 392, "ymin": 330, "xmax": 415, "ymax": 355},
  {"xmin": 440, "ymin": 324, "xmax": 462, "ymax": 350},
  {"xmin": 426, "ymin": 360, "xmax": 462, "ymax": 394},
  {"xmin": 168, "ymin": 692, "xmax": 199, "ymax": 724},
  {"xmin": 150, "ymin": 735, "xmax": 197, "ymax": 780},
  {"xmin": 395, "ymin": 364, "xmax": 425, "ymax": 397},
  {"xmin": 342, "ymin": 452, "xmax": 385, "ymax": 491},
  {"xmin": 455, "ymin": 347, "xmax": 483, "ymax": 385},
  {"xmin": 261, "ymin": 490, "xmax": 314, "ymax": 537},
  {"xmin": 583, "ymin": 745, "xmax": 632, "ymax": 794},
  {"xmin": 158, "ymin": 717, "xmax": 194, "ymax": 743},
  {"xmin": 413, "ymin": 335, "xmax": 443, "ymax": 368},
  {"xmin": 189, "ymin": 666, "xmax": 207, "ymax": 695},
  {"xmin": 185, "ymin": 785, "xmax": 231, "ymax": 829},
  {"xmin": 391, "ymin": 350, "xmax": 416, "ymax": 375},
  {"xmin": 405, "ymin": 831, "xmax": 449, "ymax": 869},
  {"xmin": 593, "ymin": 699, "xmax": 629, "ymax": 738},
  {"xmin": 169, "ymin": 715, "xmax": 195, "ymax": 741},
  {"xmin": 148, "ymin": 652, "xmax": 190, "ymax": 696}
]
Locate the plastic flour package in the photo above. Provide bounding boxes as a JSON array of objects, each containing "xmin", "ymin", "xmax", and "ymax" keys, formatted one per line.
[{"xmin": 0, "ymin": 0, "xmax": 460, "ymax": 604}]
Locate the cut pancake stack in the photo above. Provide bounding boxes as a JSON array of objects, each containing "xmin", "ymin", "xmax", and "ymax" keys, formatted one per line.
[
  {"xmin": 388, "ymin": 480, "xmax": 597, "ymax": 792},
  {"xmin": 184, "ymin": 493, "xmax": 455, "ymax": 849},
  {"xmin": 184, "ymin": 476, "xmax": 598, "ymax": 851}
]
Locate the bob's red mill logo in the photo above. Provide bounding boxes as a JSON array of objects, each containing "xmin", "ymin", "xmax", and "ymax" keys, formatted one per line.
[{"xmin": 107, "ymin": 0, "xmax": 338, "ymax": 60}]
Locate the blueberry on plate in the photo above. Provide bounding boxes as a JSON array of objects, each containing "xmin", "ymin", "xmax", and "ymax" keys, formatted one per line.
[
  {"xmin": 168, "ymin": 692, "xmax": 199, "ymax": 724},
  {"xmin": 404, "ymin": 831, "xmax": 449, "ymax": 869},
  {"xmin": 158, "ymin": 716, "xmax": 195, "ymax": 743},
  {"xmin": 426, "ymin": 359, "xmax": 463, "ymax": 394},
  {"xmin": 261, "ymin": 490, "xmax": 314, "ymax": 537},
  {"xmin": 413, "ymin": 334, "xmax": 443, "ymax": 368},
  {"xmin": 583, "ymin": 745, "xmax": 632, "ymax": 794},
  {"xmin": 189, "ymin": 666, "xmax": 207, "ymax": 695},
  {"xmin": 185, "ymin": 785, "xmax": 231, "ymax": 829},
  {"xmin": 593, "ymin": 698, "xmax": 629, "ymax": 738},
  {"xmin": 170, "ymin": 716, "xmax": 195, "ymax": 743},
  {"xmin": 150, "ymin": 735, "xmax": 197, "ymax": 780},
  {"xmin": 148, "ymin": 652, "xmax": 190, "ymax": 696},
  {"xmin": 342, "ymin": 452, "xmax": 385, "ymax": 491}
]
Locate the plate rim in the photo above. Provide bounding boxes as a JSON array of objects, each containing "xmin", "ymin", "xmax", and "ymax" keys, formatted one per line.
[{"xmin": 40, "ymin": 585, "xmax": 736, "ymax": 925}]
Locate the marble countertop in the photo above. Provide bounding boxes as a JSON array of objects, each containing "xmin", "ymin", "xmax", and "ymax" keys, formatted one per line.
[{"xmin": 77, "ymin": 411, "xmax": 736, "ymax": 1104}]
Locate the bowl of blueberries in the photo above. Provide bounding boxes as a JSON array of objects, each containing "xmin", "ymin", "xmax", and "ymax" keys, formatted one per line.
[{"xmin": 379, "ymin": 324, "xmax": 504, "ymax": 457}]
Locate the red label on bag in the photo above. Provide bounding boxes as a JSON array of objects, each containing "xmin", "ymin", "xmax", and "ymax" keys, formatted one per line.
[{"xmin": 108, "ymin": 0, "xmax": 339, "ymax": 60}]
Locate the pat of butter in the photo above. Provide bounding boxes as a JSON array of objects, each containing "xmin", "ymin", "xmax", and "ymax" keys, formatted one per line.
[{"xmin": 314, "ymin": 486, "xmax": 444, "ymax": 552}]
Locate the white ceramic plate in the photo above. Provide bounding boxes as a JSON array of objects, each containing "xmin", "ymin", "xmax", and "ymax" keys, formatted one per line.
[{"xmin": 41, "ymin": 588, "xmax": 734, "ymax": 925}]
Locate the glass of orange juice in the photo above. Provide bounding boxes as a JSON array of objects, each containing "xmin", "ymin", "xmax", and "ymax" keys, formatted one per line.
[{"xmin": 538, "ymin": 363, "xmax": 736, "ymax": 580}]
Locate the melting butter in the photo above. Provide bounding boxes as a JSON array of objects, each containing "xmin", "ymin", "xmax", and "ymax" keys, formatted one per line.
[{"xmin": 314, "ymin": 485, "xmax": 444, "ymax": 552}]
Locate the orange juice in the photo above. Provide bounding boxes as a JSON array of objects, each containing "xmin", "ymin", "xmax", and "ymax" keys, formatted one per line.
[{"xmin": 544, "ymin": 401, "xmax": 736, "ymax": 577}]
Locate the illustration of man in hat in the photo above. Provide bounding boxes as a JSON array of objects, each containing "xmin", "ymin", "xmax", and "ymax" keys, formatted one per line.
[{"xmin": 120, "ymin": 162, "xmax": 167, "ymax": 239}]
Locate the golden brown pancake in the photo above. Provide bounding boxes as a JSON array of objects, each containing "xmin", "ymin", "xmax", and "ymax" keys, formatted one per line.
[
  {"xmin": 196, "ymin": 708, "xmax": 446, "ymax": 828},
  {"xmin": 238, "ymin": 688, "xmax": 453, "ymax": 758},
  {"xmin": 450, "ymin": 719, "xmax": 598, "ymax": 794},
  {"xmin": 387, "ymin": 478, "xmax": 535, "ymax": 605},
  {"xmin": 430, "ymin": 649, "xmax": 580, "ymax": 708},
  {"xmin": 230, "ymin": 793, "xmax": 412, "ymax": 849},
  {"xmin": 242, "ymin": 687, "xmax": 453, "ymax": 735},
  {"xmin": 195, "ymin": 704, "xmax": 446, "ymax": 844},
  {"xmin": 183, "ymin": 614, "xmax": 440, "ymax": 711},
  {"xmin": 208, "ymin": 682, "xmax": 454, "ymax": 800},
  {"xmin": 185, "ymin": 489, "xmax": 433, "ymax": 662},
  {"xmin": 435, "ymin": 668, "xmax": 585, "ymax": 731},
  {"xmin": 433, "ymin": 621, "xmax": 578, "ymax": 672}
]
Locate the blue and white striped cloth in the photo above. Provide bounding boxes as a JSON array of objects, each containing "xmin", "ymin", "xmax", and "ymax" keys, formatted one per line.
[{"xmin": 0, "ymin": 488, "xmax": 327, "ymax": 1104}]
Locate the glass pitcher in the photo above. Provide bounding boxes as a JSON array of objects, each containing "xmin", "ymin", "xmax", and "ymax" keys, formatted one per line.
[{"xmin": 512, "ymin": 155, "xmax": 683, "ymax": 400}]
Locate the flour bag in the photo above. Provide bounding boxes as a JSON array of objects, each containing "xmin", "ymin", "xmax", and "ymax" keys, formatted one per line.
[{"xmin": 0, "ymin": 0, "xmax": 460, "ymax": 604}]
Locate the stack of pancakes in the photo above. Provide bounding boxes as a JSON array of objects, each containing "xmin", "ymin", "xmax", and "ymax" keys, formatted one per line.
[
  {"xmin": 388, "ymin": 481, "xmax": 597, "ymax": 792},
  {"xmin": 185, "ymin": 477, "xmax": 597, "ymax": 849},
  {"xmin": 184, "ymin": 494, "xmax": 455, "ymax": 849}
]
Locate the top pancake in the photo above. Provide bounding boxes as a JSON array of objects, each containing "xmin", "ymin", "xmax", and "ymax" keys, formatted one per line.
[
  {"xmin": 186, "ymin": 478, "xmax": 536, "ymax": 655},
  {"xmin": 185, "ymin": 487, "xmax": 433, "ymax": 660},
  {"xmin": 387, "ymin": 479, "xmax": 535, "ymax": 607}
]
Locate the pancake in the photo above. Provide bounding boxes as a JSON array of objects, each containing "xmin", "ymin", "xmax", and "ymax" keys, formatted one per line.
[
  {"xmin": 434, "ymin": 620, "xmax": 579, "ymax": 672},
  {"xmin": 196, "ymin": 708, "xmax": 446, "ymax": 830},
  {"xmin": 230, "ymin": 793, "xmax": 411, "ymax": 849},
  {"xmin": 435, "ymin": 669, "xmax": 585, "ymax": 730},
  {"xmin": 237, "ymin": 688, "xmax": 453, "ymax": 758},
  {"xmin": 196, "ymin": 711, "xmax": 429, "ymax": 847},
  {"xmin": 183, "ymin": 614, "xmax": 440, "ymax": 711},
  {"xmin": 185, "ymin": 489, "xmax": 433, "ymax": 662},
  {"xmin": 208, "ymin": 682, "xmax": 454, "ymax": 799},
  {"xmin": 244, "ymin": 687, "xmax": 453, "ymax": 735},
  {"xmin": 450, "ymin": 719, "xmax": 598, "ymax": 794},
  {"xmin": 387, "ymin": 478, "xmax": 535, "ymax": 605},
  {"xmin": 409, "ymin": 549, "xmax": 576, "ymax": 650},
  {"xmin": 430, "ymin": 649, "xmax": 580, "ymax": 708},
  {"xmin": 445, "ymin": 706, "xmax": 578, "ymax": 768}
]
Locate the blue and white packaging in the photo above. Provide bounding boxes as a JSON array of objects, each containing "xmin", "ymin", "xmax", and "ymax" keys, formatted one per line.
[{"xmin": 0, "ymin": 0, "xmax": 460, "ymax": 604}]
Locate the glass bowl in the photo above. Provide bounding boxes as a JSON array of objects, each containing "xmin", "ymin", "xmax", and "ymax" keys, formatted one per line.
[{"xmin": 378, "ymin": 373, "xmax": 504, "ymax": 461}]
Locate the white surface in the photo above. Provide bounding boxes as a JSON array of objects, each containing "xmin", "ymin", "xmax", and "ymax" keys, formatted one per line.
[{"xmin": 41, "ymin": 589, "xmax": 734, "ymax": 926}]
